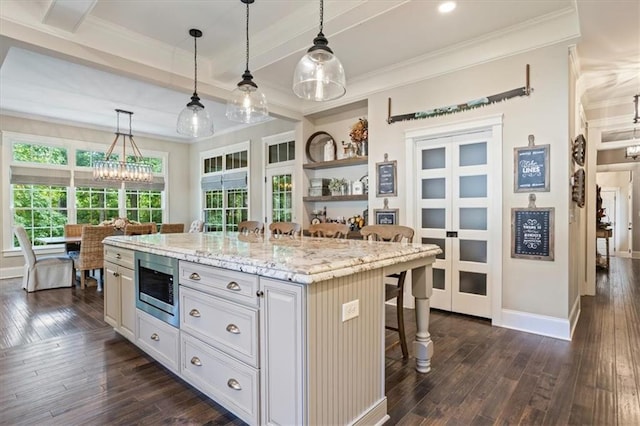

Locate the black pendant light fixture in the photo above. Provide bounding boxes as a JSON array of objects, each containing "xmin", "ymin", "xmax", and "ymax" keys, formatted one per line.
[
  {"xmin": 226, "ymin": 0, "xmax": 268, "ymax": 123},
  {"xmin": 177, "ymin": 28, "xmax": 214, "ymax": 137},
  {"xmin": 292, "ymin": 0, "xmax": 346, "ymax": 101}
]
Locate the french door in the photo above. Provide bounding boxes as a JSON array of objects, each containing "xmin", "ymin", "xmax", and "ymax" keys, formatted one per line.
[
  {"xmin": 266, "ymin": 166, "xmax": 294, "ymax": 224},
  {"xmin": 415, "ymin": 129, "xmax": 497, "ymax": 319}
]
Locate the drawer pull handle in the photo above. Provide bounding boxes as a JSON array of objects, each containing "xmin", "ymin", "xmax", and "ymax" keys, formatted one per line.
[
  {"xmin": 150, "ymin": 333, "xmax": 159, "ymax": 341},
  {"xmin": 227, "ymin": 379, "xmax": 242, "ymax": 391},
  {"xmin": 189, "ymin": 272, "xmax": 201, "ymax": 281},
  {"xmin": 112, "ymin": 271, "xmax": 119, "ymax": 277},
  {"xmin": 226, "ymin": 324, "xmax": 240, "ymax": 334},
  {"xmin": 189, "ymin": 309, "xmax": 201, "ymax": 318},
  {"xmin": 190, "ymin": 357, "xmax": 202, "ymax": 367},
  {"xmin": 226, "ymin": 281, "xmax": 241, "ymax": 291},
  {"xmin": 116, "ymin": 253, "xmax": 121, "ymax": 259}
]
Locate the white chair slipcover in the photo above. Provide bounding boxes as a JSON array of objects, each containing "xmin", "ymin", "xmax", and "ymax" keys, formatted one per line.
[
  {"xmin": 14, "ymin": 226, "xmax": 74, "ymax": 292},
  {"xmin": 188, "ymin": 220, "xmax": 204, "ymax": 233}
]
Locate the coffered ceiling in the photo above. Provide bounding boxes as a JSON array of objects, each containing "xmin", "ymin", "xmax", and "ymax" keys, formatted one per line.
[{"xmin": 0, "ymin": 0, "xmax": 638, "ymax": 142}]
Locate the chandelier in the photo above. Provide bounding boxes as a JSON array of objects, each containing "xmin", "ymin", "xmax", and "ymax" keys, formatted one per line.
[{"xmin": 93, "ymin": 109, "xmax": 152, "ymax": 183}]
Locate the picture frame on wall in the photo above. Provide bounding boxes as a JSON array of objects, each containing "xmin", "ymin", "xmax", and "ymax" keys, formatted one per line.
[
  {"xmin": 514, "ymin": 136, "xmax": 550, "ymax": 193},
  {"xmin": 511, "ymin": 206, "xmax": 555, "ymax": 261},
  {"xmin": 376, "ymin": 154, "xmax": 397, "ymax": 197},
  {"xmin": 374, "ymin": 208, "xmax": 399, "ymax": 225}
]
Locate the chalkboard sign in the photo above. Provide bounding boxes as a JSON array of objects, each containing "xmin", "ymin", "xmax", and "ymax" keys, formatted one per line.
[
  {"xmin": 374, "ymin": 208, "xmax": 398, "ymax": 225},
  {"xmin": 514, "ymin": 144, "xmax": 549, "ymax": 192},
  {"xmin": 376, "ymin": 159, "xmax": 397, "ymax": 197},
  {"xmin": 511, "ymin": 207, "xmax": 555, "ymax": 261}
]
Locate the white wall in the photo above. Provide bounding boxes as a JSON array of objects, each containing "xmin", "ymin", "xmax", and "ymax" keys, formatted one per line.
[
  {"xmin": 367, "ymin": 43, "xmax": 574, "ymax": 329},
  {"xmin": 188, "ymin": 119, "xmax": 297, "ymax": 223},
  {"xmin": 0, "ymin": 114, "xmax": 191, "ymax": 274},
  {"xmin": 596, "ymin": 171, "xmax": 631, "ymax": 254}
]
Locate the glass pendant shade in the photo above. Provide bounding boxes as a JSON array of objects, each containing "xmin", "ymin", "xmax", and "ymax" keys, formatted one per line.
[
  {"xmin": 292, "ymin": 0, "xmax": 346, "ymax": 102},
  {"xmin": 226, "ymin": 0, "xmax": 268, "ymax": 123},
  {"xmin": 177, "ymin": 28, "xmax": 214, "ymax": 138},
  {"xmin": 177, "ymin": 94, "xmax": 214, "ymax": 137},
  {"xmin": 227, "ymin": 72, "xmax": 268, "ymax": 123},
  {"xmin": 292, "ymin": 43, "xmax": 346, "ymax": 101}
]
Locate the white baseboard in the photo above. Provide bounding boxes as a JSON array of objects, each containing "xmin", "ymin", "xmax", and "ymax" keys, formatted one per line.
[
  {"xmin": 499, "ymin": 308, "xmax": 572, "ymax": 341},
  {"xmin": 1, "ymin": 267, "xmax": 23, "ymax": 280}
]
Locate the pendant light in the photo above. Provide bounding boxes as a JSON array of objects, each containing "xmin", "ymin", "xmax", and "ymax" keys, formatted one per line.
[
  {"xmin": 177, "ymin": 28, "xmax": 214, "ymax": 137},
  {"xmin": 226, "ymin": 0, "xmax": 268, "ymax": 123},
  {"xmin": 94, "ymin": 109, "xmax": 152, "ymax": 183},
  {"xmin": 292, "ymin": 0, "xmax": 346, "ymax": 102}
]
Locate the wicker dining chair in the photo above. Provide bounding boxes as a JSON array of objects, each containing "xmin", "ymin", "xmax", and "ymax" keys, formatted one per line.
[
  {"xmin": 308, "ymin": 223, "xmax": 350, "ymax": 238},
  {"xmin": 160, "ymin": 223, "xmax": 185, "ymax": 234},
  {"xmin": 238, "ymin": 220, "xmax": 264, "ymax": 234},
  {"xmin": 141, "ymin": 222, "xmax": 158, "ymax": 233},
  {"xmin": 124, "ymin": 223, "xmax": 154, "ymax": 236},
  {"xmin": 268, "ymin": 222, "xmax": 301, "ymax": 237},
  {"xmin": 71, "ymin": 225, "xmax": 115, "ymax": 290},
  {"xmin": 360, "ymin": 224, "xmax": 415, "ymax": 359}
]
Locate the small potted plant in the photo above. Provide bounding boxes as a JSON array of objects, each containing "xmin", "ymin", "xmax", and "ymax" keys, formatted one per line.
[{"xmin": 328, "ymin": 178, "xmax": 346, "ymax": 196}]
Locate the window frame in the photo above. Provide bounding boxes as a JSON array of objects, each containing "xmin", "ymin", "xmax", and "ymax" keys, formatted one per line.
[
  {"xmin": 200, "ymin": 141, "xmax": 251, "ymax": 232},
  {"xmin": 2, "ymin": 131, "xmax": 168, "ymax": 253}
]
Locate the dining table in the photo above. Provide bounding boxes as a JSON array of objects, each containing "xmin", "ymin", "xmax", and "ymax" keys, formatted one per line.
[{"xmin": 36, "ymin": 235, "xmax": 82, "ymax": 245}]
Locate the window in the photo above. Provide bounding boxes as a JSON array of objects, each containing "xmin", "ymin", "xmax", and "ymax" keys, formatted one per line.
[
  {"xmin": 263, "ymin": 131, "xmax": 295, "ymax": 225},
  {"xmin": 268, "ymin": 140, "xmax": 295, "ymax": 164},
  {"xmin": 3, "ymin": 133, "xmax": 167, "ymax": 249},
  {"xmin": 201, "ymin": 143, "xmax": 249, "ymax": 232}
]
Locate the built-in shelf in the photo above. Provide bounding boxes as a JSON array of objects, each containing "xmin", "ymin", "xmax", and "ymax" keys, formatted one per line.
[
  {"xmin": 303, "ymin": 157, "xmax": 368, "ymax": 170},
  {"xmin": 303, "ymin": 194, "xmax": 368, "ymax": 202}
]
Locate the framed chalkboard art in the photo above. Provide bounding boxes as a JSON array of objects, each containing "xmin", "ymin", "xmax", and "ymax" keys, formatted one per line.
[
  {"xmin": 376, "ymin": 153, "xmax": 397, "ymax": 197},
  {"xmin": 511, "ymin": 206, "xmax": 555, "ymax": 261},
  {"xmin": 374, "ymin": 208, "xmax": 399, "ymax": 225},
  {"xmin": 514, "ymin": 135, "xmax": 550, "ymax": 193}
]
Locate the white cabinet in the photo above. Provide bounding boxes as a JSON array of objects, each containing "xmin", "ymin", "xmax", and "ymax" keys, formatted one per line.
[
  {"xmin": 136, "ymin": 309, "xmax": 180, "ymax": 374},
  {"xmin": 259, "ymin": 278, "xmax": 304, "ymax": 426},
  {"xmin": 103, "ymin": 247, "xmax": 135, "ymax": 342},
  {"xmin": 179, "ymin": 261, "xmax": 261, "ymax": 424}
]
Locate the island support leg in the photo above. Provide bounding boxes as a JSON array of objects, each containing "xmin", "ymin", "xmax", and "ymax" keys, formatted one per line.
[{"xmin": 411, "ymin": 264, "xmax": 434, "ymax": 373}]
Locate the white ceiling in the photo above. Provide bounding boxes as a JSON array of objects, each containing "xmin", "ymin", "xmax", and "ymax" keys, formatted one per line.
[{"xmin": 0, "ymin": 0, "xmax": 638, "ymax": 142}]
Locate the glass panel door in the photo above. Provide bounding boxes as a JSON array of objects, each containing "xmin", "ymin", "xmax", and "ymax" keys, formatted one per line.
[
  {"xmin": 266, "ymin": 166, "xmax": 294, "ymax": 225},
  {"xmin": 416, "ymin": 132, "xmax": 493, "ymax": 318}
]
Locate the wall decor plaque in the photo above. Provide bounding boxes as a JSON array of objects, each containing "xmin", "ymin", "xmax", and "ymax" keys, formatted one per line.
[
  {"xmin": 511, "ymin": 194, "xmax": 554, "ymax": 261},
  {"xmin": 376, "ymin": 153, "xmax": 397, "ymax": 197},
  {"xmin": 514, "ymin": 134, "xmax": 550, "ymax": 193},
  {"xmin": 374, "ymin": 198, "xmax": 398, "ymax": 225},
  {"xmin": 572, "ymin": 134, "xmax": 586, "ymax": 166}
]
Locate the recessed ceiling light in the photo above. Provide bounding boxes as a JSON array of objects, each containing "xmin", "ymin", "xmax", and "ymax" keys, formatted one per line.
[{"xmin": 438, "ymin": 1, "xmax": 456, "ymax": 14}]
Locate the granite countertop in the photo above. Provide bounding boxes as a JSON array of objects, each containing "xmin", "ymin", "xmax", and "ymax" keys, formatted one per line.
[{"xmin": 104, "ymin": 232, "xmax": 441, "ymax": 284}]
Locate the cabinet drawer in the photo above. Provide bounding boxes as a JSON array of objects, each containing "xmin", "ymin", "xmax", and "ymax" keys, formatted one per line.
[
  {"xmin": 179, "ymin": 261, "xmax": 259, "ymax": 307},
  {"xmin": 104, "ymin": 246, "xmax": 134, "ymax": 269},
  {"xmin": 180, "ymin": 286, "xmax": 258, "ymax": 367},
  {"xmin": 181, "ymin": 333, "xmax": 259, "ymax": 425},
  {"xmin": 136, "ymin": 310, "xmax": 180, "ymax": 373}
]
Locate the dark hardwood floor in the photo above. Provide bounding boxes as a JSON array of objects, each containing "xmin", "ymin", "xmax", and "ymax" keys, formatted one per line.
[{"xmin": 1, "ymin": 257, "xmax": 638, "ymax": 425}]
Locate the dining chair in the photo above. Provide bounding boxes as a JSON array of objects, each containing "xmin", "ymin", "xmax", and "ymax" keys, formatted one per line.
[
  {"xmin": 124, "ymin": 223, "xmax": 154, "ymax": 236},
  {"xmin": 238, "ymin": 220, "xmax": 264, "ymax": 234},
  {"xmin": 360, "ymin": 224, "xmax": 415, "ymax": 359},
  {"xmin": 71, "ymin": 225, "xmax": 115, "ymax": 290},
  {"xmin": 269, "ymin": 222, "xmax": 301, "ymax": 237},
  {"xmin": 188, "ymin": 219, "xmax": 204, "ymax": 233},
  {"xmin": 14, "ymin": 226, "xmax": 74, "ymax": 293},
  {"xmin": 308, "ymin": 222, "xmax": 350, "ymax": 238},
  {"xmin": 160, "ymin": 223, "xmax": 185, "ymax": 234},
  {"xmin": 64, "ymin": 223, "xmax": 84, "ymax": 255},
  {"xmin": 142, "ymin": 222, "xmax": 158, "ymax": 234}
]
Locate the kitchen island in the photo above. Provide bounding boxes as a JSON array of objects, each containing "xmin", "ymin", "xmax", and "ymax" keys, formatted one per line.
[{"xmin": 103, "ymin": 232, "xmax": 441, "ymax": 425}]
